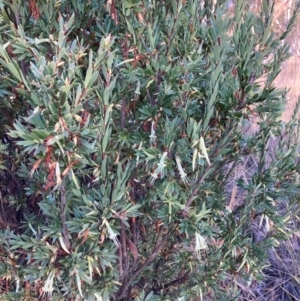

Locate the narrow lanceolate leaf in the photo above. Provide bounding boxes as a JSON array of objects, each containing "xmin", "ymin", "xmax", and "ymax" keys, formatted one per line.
[
  {"xmin": 192, "ymin": 148, "xmax": 198, "ymax": 172},
  {"xmin": 126, "ymin": 238, "xmax": 139, "ymax": 260},
  {"xmin": 59, "ymin": 234, "xmax": 70, "ymax": 254},
  {"xmin": 76, "ymin": 271, "xmax": 83, "ymax": 297},
  {"xmin": 87, "ymin": 70, "xmax": 99, "ymax": 88},
  {"xmin": 200, "ymin": 136, "xmax": 211, "ymax": 166},
  {"xmin": 94, "ymin": 293, "xmax": 103, "ymax": 301},
  {"xmin": 0, "ymin": 44, "xmax": 9, "ymax": 61},
  {"xmin": 66, "ymin": 12, "xmax": 75, "ymax": 31},
  {"xmin": 0, "ymin": 60, "xmax": 22, "ymax": 82},
  {"xmin": 42, "ymin": 270, "xmax": 55, "ymax": 293},
  {"xmin": 56, "ymin": 161, "xmax": 62, "ymax": 184},
  {"xmin": 15, "ymin": 277, "xmax": 20, "ymax": 293},
  {"xmin": 29, "ymin": 158, "xmax": 42, "ymax": 177},
  {"xmin": 84, "ymin": 50, "xmax": 93, "ymax": 88},
  {"xmin": 70, "ymin": 169, "xmax": 80, "ymax": 189},
  {"xmin": 87, "ymin": 256, "xmax": 93, "ymax": 281}
]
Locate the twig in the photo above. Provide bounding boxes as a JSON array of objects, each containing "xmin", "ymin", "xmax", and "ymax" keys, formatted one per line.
[
  {"xmin": 4, "ymin": 167, "xmax": 23, "ymax": 190},
  {"xmin": 119, "ymin": 219, "xmax": 127, "ymax": 279},
  {"xmin": 120, "ymin": 221, "xmax": 127, "ymax": 258},
  {"xmin": 146, "ymin": 88, "xmax": 154, "ymax": 106},
  {"xmin": 182, "ymin": 164, "xmax": 211, "ymax": 217},
  {"xmin": 0, "ymin": 192, "xmax": 18, "ymax": 229},
  {"xmin": 118, "ymin": 246, "xmax": 123, "ymax": 277},
  {"xmin": 153, "ymin": 271, "xmax": 189, "ymax": 293},
  {"xmin": 116, "ymin": 227, "xmax": 171, "ymax": 300},
  {"xmin": 121, "ymin": 98, "xmax": 126, "ymax": 129}
]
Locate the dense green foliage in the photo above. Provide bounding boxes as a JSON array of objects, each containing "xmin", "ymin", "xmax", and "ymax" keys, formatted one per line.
[{"xmin": 0, "ymin": 0, "xmax": 300, "ymax": 300}]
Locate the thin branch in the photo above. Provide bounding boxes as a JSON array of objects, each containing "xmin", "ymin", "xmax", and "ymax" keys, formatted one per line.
[
  {"xmin": 153, "ymin": 271, "xmax": 190, "ymax": 293},
  {"xmin": 0, "ymin": 191, "xmax": 18, "ymax": 229},
  {"xmin": 146, "ymin": 88, "xmax": 154, "ymax": 106},
  {"xmin": 116, "ymin": 228, "xmax": 171, "ymax": 300},
  {"xmin": 182, "ymin": 164, "xmax": 211, "ymax": 217},
  {"xmin": 121, "ymin": 98, "xmax": 126, "ymax": 129},
  {"xmin": 118, "ymin": 246, "xmax": 123, "ymax": 277},
  {"xmin": 120, "ymin": 220, "xmax": 127, "ymax": 259},
  {"xmin": 4, "ymin": 167, "xmax": 23, "ymax": 190},
  {"xmin": 154, "ymin": 71, "xmax": 163, "ymax": 101},
  {"xmin": 119, "ymin": 219, "xmax": 127, "ymax": 279}
]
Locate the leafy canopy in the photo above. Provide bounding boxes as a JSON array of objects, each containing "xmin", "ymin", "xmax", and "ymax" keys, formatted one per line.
[{"xmin": 0, "ymin": 0, "xmax": 300, "ymax": 300}]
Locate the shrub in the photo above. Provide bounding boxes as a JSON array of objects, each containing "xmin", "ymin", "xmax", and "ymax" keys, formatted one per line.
[{"xmin": 0, "ymin": 0, "xmax": 300, "ymax": 300}]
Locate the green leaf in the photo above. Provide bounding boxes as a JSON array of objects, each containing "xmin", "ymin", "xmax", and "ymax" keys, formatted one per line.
[{"xmin": 66, "ymin": 13, "xmax": 75, "ymax": 31}]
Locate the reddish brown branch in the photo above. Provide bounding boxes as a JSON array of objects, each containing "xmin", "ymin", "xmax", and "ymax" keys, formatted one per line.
[
  {"xmin": 116, "ymin": 228, "xmax": 171, "ymax": 300},
  {"xmin": 118, "ymin": 246, "xmax": 123, "ymax": 277},
  {"xmin": 120, "ymin": 220, "xmax": 127, "ymax": 279},
  {"xmin": 153, "ymin": 271, "xmax": 190, "ymax": 293}
]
